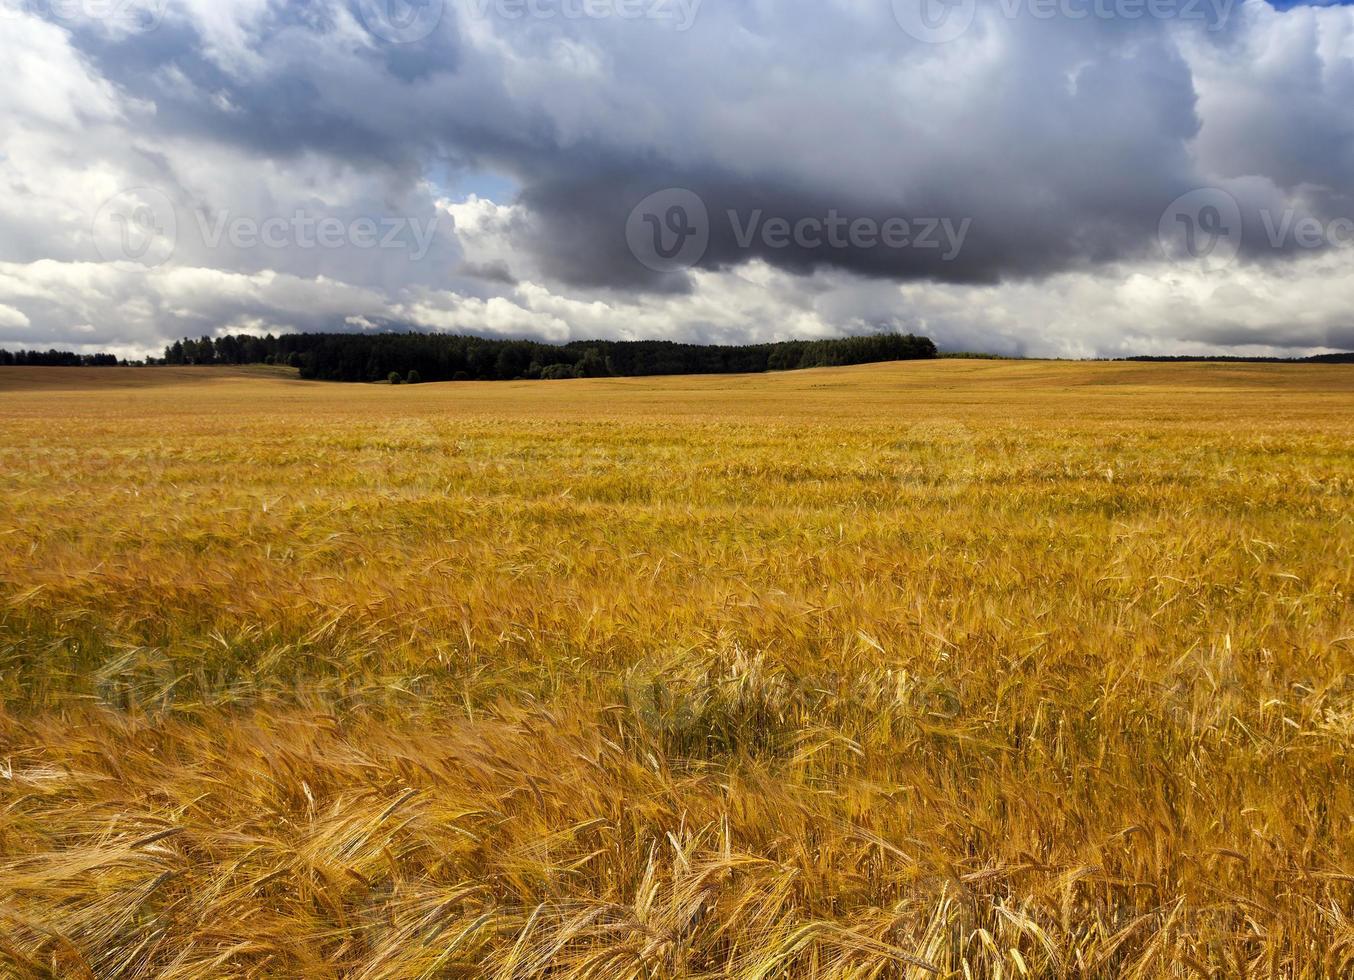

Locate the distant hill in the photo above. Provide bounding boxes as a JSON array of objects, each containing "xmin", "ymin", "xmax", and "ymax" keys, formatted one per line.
[{"xmin": 1120, "ymin": 353, "xmax": 1354, "ymax": 364}]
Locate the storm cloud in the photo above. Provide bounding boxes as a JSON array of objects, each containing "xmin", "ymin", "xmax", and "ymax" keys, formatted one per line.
[{"xmin": 1, "ymin": 0, "xmax": 1352, "ymax": 357}]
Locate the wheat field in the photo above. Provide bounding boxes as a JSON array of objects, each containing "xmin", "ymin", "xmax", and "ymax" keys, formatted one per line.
[{"xmin": 0, "ymin": 361, "xmax": 1351, "ymax": 978}]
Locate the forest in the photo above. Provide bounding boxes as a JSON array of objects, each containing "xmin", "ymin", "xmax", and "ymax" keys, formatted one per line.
[
  {"xmin": 0, "ymin": 350, "xmax": 123, "ymax": 366},
  {"xmin": 158, "ymin": 332, "xmax": 939, "ymax": 382}
]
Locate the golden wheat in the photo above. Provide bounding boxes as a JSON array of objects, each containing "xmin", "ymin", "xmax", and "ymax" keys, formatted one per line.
[{"xmin": 0, "ymin": 360, "xmax": 1351, "ymax": 978}]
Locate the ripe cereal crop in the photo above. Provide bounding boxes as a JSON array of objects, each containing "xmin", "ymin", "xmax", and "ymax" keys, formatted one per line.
[{"xmin": 0, "ymin": 360, "xmax": 1350, "ymax": 978}]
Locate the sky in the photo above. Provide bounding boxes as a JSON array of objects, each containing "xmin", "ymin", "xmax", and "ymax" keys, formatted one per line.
[{"xmin": 1, "ymin": 0, "xmax": 1352, "ymax": 359}]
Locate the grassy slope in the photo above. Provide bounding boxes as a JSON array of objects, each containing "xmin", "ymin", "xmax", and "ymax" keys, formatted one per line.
[{"xmin": 0, "ymin": 361, "xmax": 1351, "ymax": 978}]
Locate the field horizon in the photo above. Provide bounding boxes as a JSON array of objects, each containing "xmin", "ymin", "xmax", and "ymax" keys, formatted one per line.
[
  {"xmin": 1, "ymin": 360, "xmax": 1351, "ymax": 978},
  {"xmin": 6, "ymin": 355, "xmax": 1354, "ymax": 392}
]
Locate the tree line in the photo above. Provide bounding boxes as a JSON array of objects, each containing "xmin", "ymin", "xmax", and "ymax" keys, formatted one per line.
[
  {"xmin": 0, "ymin": 350, "xmax": 124, "ymax": 367},
  {"xmin": 160, "ymin": 332, "xmax": 939, "ymax": 382}
]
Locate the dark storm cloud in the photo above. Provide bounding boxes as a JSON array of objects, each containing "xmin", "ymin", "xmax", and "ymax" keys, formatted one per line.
[
  {"xmin": 524, "ymin": 164, "xmax": 1194, "ymax": 290},
  {"xmin": 458, "ymin": 259, "xmax": 519, "ymax": 284},
  {"xmin": 5, "ymin": 0, "xmax": 1354, "ymax": 357},
  {"xmin": 40, "ymin": 0, "xmax": 1221, "ymax": 288},
  {"xmin": 1187, "ymin": 320, "xmax": 1354, "ymax": 351},
  {"xmin": 58, "ymin": 13, "xmax": 437, "ymax": 173},
  {"xmin": 42, "ymin": 0, "xmax": 1354, "ymax": 295}
]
